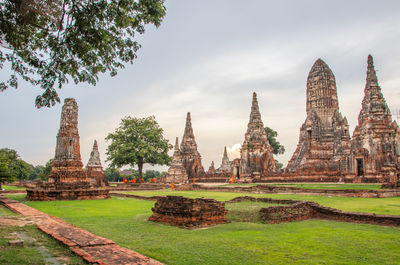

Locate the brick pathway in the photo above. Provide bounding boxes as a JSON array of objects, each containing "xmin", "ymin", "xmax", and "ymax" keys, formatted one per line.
[{"xmin": 0, "ymin": 196, "xmax": 162, "ymax": 265}]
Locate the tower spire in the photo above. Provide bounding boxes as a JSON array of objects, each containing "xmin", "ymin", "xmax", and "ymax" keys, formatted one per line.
[
  {"xmin": 184, "ymin": 112, "xmax": 194, "ymax": 138},
  {"xmin": 366, "ymin": 54, "xmax": 378, "ymax": 87},
  {"xmin": 250, "ymin": 92, "xmax": 262, "ymax": 123}
]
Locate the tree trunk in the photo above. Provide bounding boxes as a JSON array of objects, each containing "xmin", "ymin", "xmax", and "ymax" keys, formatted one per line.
[{"xmin": 138, "ymin": 162, "xmax": 143, "ymax": 183}]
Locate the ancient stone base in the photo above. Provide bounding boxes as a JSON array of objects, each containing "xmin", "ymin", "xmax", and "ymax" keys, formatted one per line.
[
  {"xmin": 26, "ymin": 188, "xmax": 110, "ymax": 201},
  {"xmin": 149, "ymin": 196, "xmax": 228, "ymax": 229}
]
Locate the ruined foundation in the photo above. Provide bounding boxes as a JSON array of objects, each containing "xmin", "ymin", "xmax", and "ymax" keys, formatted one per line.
[{"xmin": 148, "ymin": 196, "xmax": 229, "ymax": 228}]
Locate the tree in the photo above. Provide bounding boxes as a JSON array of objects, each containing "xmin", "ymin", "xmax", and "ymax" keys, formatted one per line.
[
  {"xmin": 104, "ymin": 166, "xmax": 122, "ymax": 182},
  {"xmin": 41, "ymin": 158, "xmax": 54, "ymax": 180},
  {"xmin": 264, "ymin": 127, "xmax": 285, "ymax": 155},
  {"xmin": 0, "ymin": 148, "xmax": 33, "ymax": 181},
  {"xmin": 105, "ymin": 116, "xmax": 172, "ymax": 180},
  {"xmin": 264, "ymin": 126, "xmax": 285, "ymax": 170},
  {"xmin": 0, "ymin": 155, "xmax": 14, "ymax": 189},
  {"xmin": 29, "ymin": 165, "xmax": 45, "ymax": 180},
  {"xmin": 0, "ymin": 0, "xmax": 166, "ymax": 108}
]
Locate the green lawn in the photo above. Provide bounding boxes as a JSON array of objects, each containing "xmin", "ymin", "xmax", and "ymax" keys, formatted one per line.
[
  {"xmin": 226, "ymin": 201, "xmax": 280, "ymax": 223},
  {"xmin": 0, "ymin": 205, "xmax": 86, "ymax": 265},
  {"xmin": 220, "ymin": 183, "xmax": 382, "ymax": 190},
  {"xmin": 116, "ymin": 190, "xmax": 400, "ymax": 215},
  {"xmin": 268, "ymin": 183, "xmax": 382, "ymax": 190},
  {"xmin": 6, "ymin": 194, "xmax": 400, "ymax": 265},
  {"xmin": 1, "ymin": 185, "xmax": 26, "ymax": 191}
]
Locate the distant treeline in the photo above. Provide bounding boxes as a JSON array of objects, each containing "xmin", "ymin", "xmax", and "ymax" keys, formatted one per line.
[{"xmin": 105, "ymin": 167, "xmax": 167, "ymax": 182}]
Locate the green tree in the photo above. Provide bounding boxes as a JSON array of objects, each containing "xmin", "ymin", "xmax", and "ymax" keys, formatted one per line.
[
  {"xmin": 0, "ymin": 148, "xmax": 32, "ymax": 181},
  {"xmin": 264, "ymin": 127, "xmax": 285, "ymax": 155},
  {"xmin": 264, "ymin": 127, "xmax": 285, "ymax": 170},
  {"xmin": 104, "ymin": 167, "xmax": 122, "ymax": 182},
  {"xmin": 106, "ymin": 116, "xmax": 172, "ymax": 180},
  {"xmin": 0, "ymin": 0, "xmax": 166, "ymax": 108},
  {"xmin": 0, "ymin": 156, "xmax": 14, "ymax": 189},
  {"xmin": 29, "ymin": 165, "xmax": 45, "ymax": 180},
  {"xmin": 40, "ymin": 159, "xmax": 54, "ymax": 181}
]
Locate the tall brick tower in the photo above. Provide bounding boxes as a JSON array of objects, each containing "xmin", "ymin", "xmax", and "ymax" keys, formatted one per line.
[
  {"xmin": 286, "ymin": 59, "xmax": 350, "ymax": 174},
  {"xmin": 239, "ymin": 92, "xmax": 276, "ymax": 177},
  {"xmin": 48, "ymin": 98, "xmax": 88, "ymax": 183},
  {"xmin": 180, "ymin": 112, "xmax": 204, "ymax": 178},
  {"xmin": 349, "ymin": 55, "xmax": 400, "ymax": 183},
  {"xmin": 27, "ymin": 98, "xmax": 110, "ymax": 200}
]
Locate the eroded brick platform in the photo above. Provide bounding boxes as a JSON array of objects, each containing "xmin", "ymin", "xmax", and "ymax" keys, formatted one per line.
[
  {"xmin": 0, "ymin": 196, "xmax": 162, "ymax": 265},
  {"xmin": 149, "ymin": 196, "xmax": 228, "ymax": 229}
]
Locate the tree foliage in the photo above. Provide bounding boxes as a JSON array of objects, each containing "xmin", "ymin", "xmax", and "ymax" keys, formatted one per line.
[
  {"xmin": 0, "ymin": 0, "xmax": 166, "ymax": 108},
  {"xmin": 0, "ymin": 154, "xmax": 14, "ymax": 189},
  {"xmin": 264, "ymin": 126, "xmax": 285, "ymax": 155},
  {"xmin": 0, "ymin": 148, "xmax": 33, "ymax": 185},
  {"xmin": 104, "ymin": 166, "xmax": 166, "ymax": 182},
  {"xmin": 105, "ymin": 116, "xmax": 172, "ymax": 179}
]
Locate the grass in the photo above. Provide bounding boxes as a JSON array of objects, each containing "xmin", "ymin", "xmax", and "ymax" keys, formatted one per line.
[
  {"xmin": 0, "ymin": 205, "xmax": 86, "ymax": 265},
  {"xmin": 226, "ymin": 201, "xmax": 280, "ymax": 223},
  {"xmin": 115, "ymin": 190, "xmax": 400, "ymax": 215},
  {"xmin": 268, "ymin": 183, "xmax": 383, "ymax": 190},
  {"xmin": 6, "ymin": 194, "xmax": 400, "ymax": 265},
  {"xmin": 220, "ymin": 183, "xmax": 382, "ymax": 190},
  {"xmin": 1, "ymin": 185, "xmax": 26, "ymax": 191}
]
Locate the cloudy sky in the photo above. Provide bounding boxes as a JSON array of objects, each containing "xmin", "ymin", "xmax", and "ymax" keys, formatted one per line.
[{"xmin": 1, "ymin": 0, "xmax": 400, "ymax": 171}]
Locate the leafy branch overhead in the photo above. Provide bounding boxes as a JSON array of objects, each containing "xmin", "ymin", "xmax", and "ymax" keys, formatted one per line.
[{"xmin": 0, "ymin": 0, "xmax": 166, "ymax": 108}]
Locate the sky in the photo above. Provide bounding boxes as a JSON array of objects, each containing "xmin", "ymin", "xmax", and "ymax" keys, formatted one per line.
[{"xmin": 1, "ymin": 0, "xmax": 400, "ymax": 172}]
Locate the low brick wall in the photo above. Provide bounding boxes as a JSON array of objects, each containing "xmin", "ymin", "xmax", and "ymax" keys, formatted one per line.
[
  {"xmin": 149, "ymin": 196, "xmax": 228, "ymax": 229},
  {"xmin": 0, "ymin": 190, "xmax": 26, "ymax": 194},
  {"xmin": 195, "ymin": 184, "xmax": 400, "ymax": 198},
  {"xmin": 259, "ymin": 202, "xmax": 315, "ymax": 223},
  {"xmin": 251, "ymin": 198, "xmax": 400, "ymax": 226},
  {"xmin": 26, "ymin": 188, "xmax": 111, "ymax": 201}
]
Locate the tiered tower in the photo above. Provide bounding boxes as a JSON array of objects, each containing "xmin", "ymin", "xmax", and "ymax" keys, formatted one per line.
[
  {"xmin": 286, "ymin": 59, "xmax": 350, "ymax": 174},
  {"xmin": 239, "ymin": 92, "xmax": 276, "ymax": 177},
  {"xmin": 217, "ymin": 146, "xmax": 232, "ymax": 173},
  {"xmin": 166, "ymin": 137, "xmax": 188, "ymax": 183},
  {"xmin": 86, "ymin": 140, "xmax": 108, "ymax": 187},
  {"xmin": 180, "ymin": 112, "xmax": 204, "ymax": 178},
  {"xmin": 27, "ymin": 98, "xmax": 110, "ymax": 200},
  {"xmin": 349, "ymin": 55, "xmax": 400, "ymax": 183},
  {"xmin": 207, "ymin": 161, "xmax": 217, "ymax": 174},
  {"xmin": 48, "ymin": 98, "xmax": 89, "ymax": 183}
]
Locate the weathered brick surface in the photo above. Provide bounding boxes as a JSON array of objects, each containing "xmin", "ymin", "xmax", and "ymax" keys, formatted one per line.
[
  {"xmin": 86, "ymin": 140, "xmax": 109, "ymax": 188},
  {"xmin": 0, "ymin": 196, "xmax": 162, "ymax": 264},
  {"xmin": 28, "ymin": 98, "xmax": 110, "ymax": 201},
  {"xmin": 286, "ymin": 59, "xmax": 350, "ymax": 177},
  {"xmin": 226, "ymin": 196, "xmax": 400, "ymax": 226},
  {"xmin": 239, "ymin": 92, "xmax": 276, "ymax": 177},
  {"xmin": 149, "ymin": 196, "xmax": 228, "ymax": 229},
  {"xmin": 196, "ymin": 184, "xmax": 400, "ymax": 198}
]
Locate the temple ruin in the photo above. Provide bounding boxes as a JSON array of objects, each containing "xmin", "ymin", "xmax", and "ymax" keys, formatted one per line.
[
  {"xmin": 165, "ymin": 137, "xmax": 189, "ymax": 183},
  {"xmin": 347, "ymin": 55, "xmax": 400, "ymax": 184},
  {"xmin": 165, "ymin": 113, "xmax": 204, "ymax": 183},
  {"xmin": 237, "ymin": 92, "xmax": 276, "ymax": 180},
  {"xmin": 86, "ymin": 140, "xmax": 108, "ymax": 187},
  {"xmin": 164, "ymin": 55, "xmax": 399, "ymax": 185},
  {"xmin": 180, "ymin": 112, "xmax": 205, "ymax": 177},
  {"xmin": 207, "ymin": 161, "xmax": 217, "ymax": 174},
  {"xmin": 217, "ymin": 146, "xmax": 232, "ymax": 173},
  {"xmin": 27, "ymin": 98, "xmax": 110, "ymax": 201},
  {"xmin": 285, "ymin": 58, "xmax": 351, "ymax": 179}
]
